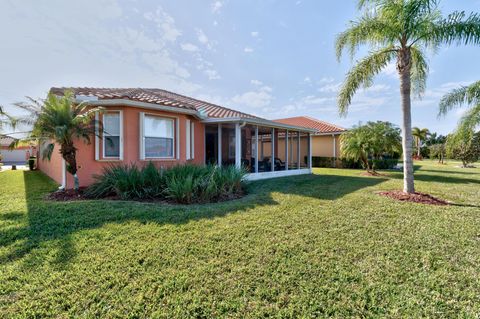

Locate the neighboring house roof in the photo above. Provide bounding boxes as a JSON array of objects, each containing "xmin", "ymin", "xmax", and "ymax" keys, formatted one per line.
[
  {"xmin": 0, "ymin": 137, "xmax": 15, "ymax": 147},
  {"xmin": 50, "ymin": 87, "xmax": 259, "ymax": 119},
  {"xmin": 273, "ymin": 116, "xmax": 346, "ymax": 134}
]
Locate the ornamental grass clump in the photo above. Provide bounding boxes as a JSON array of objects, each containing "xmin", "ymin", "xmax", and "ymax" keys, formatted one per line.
[{"xmin": 85, "ymin": 163, "xmax": 246, "ymax": 204}]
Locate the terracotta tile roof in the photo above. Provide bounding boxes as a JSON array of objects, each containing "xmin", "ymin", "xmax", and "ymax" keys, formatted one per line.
[
  {"xmin": 50, "ymin": 87, "xmax": 259, "ymax": 119},
  {"xmin": 274, "ymin": 116, "xmax": 346, "ymax": 134}
]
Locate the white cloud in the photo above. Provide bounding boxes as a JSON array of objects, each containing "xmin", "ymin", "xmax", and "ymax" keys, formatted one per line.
[
  {"xmin": 211, "ymin": 1, "xmax": 223, "ymax": 13},
  {"xmin": 204, "ymin": 69, "xmax": 221, "ymax": 80},
  {"xmin": 244, "ymin": 47, "xmax": 254, "ymax": 53},
  {"xmin": 382, "ymin": 63, "xmax": 397, "ymax": 78},
  {"xmin": 180, "ymin": 43, "xmax": 199, "ymax": 52},
  {"xmin": 143, "ymin": 6, "xmax": 182, "ymax": 42},
  {"xmin": 319, "ymin": 77, "xmax": 335, "ymax": 84},
  {"xmin": 251, "ymin": 31, "xmax": 259, "ymax": 37},
  {"xmin": 303, "ymin": 76, "xmax": 311, "ymax": 83},
  {"xmin": 318, "ymin": 82, "xmax": 342, "ymax": 93},
  {"xmin": 196, "ymin": 28, "xmax": 209, "ymax": 45},
  {"xmin": 251, "ymin": 79, "xmax": 263, "ymax": 86},
  {"xmin": 232, "ymin": 86, "xmax": 273, "ymax": 108}
]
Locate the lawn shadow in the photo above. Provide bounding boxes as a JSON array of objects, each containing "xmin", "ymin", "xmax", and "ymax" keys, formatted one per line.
[
  {"xmin": 0, "ymin": 170, "xmax": 386, "ymax": 269},
  {"xmin": 389, "ymin": 171, "xmax": 480, "ymax": 185}
]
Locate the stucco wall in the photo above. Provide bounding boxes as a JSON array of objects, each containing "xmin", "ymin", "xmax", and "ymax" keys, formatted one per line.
[
  {"xmin": 311, "ymin": 135, "xmax": 342, "ymax": 158},
  {"xmin": 38, "ymin": 105, "xmax": 205, "ymax": 188}
]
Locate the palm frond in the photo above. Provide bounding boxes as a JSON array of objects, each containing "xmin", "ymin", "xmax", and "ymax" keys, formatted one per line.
[
  {"xmin": 410, "ymin": 46, "xmax": 429, "ymax": 97},
  {"xmin": 338, "ymin": 46, "xmax": 396, "ymax": 115},
  {"xmin": 439, "ymin": 80, "xmax": 480, "ymax": 116},
  {"xmin": 430, "ymin": 11, "xmax": 480, "ymax": 46},
  {"xmin": 457, "ymin": 104, "xmax": 480, "ymax": 132},
  {"xmin": 335, "ymin": 14, "xmax": 397, "ymax": 61}
]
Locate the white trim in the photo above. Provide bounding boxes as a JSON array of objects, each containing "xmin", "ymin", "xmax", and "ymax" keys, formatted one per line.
[
  {"xmin": 308, "ymin": 133, "xmax": 312, "ymax": 169},
  {"xmin": 186, "ymin": 119, "xmax": 191, "ymax": 160},
  {"xmin": 139, "ymin": 112, "xmax": 145, "ymax": 160},
  {"xmin": 217, "ymin": 124, "xmax": 222, "ymax": 167},
  {"xmin": 285, "ymin": 129, "xmax": 289, "ymax": 171},
  {"xmin": 201, "ymin": 117, "xmax": 316, "ymax": 133},
  {"xmin": 142, "ymin": 114, "xmax": 176, "ymax": 160},
  {"xmin": 176, "ymin": 118, "xmax": 180, "ymax": 160},
  {"xmin": 95, "ymin": 112, "xmax": 99, "ymax": 161},
  {"xmin": 235, "ymin": 123, "xmax": 241, "ymax": 168},
  {"xmin": 191, "ymin": 122, "xmax": 195, "ymax": 160},
  {"xmin": 297, "ymin": 131, "xmax": 301, "ymax": 169},
  {"xmin": 86, "ymin": 99, "xmax": 200, "ymax": 117},
  {"xmin": 101, "ymin": 111, "xmax": 123, "ymax": 160},
  {"xmin": 255, "ymin": 126, "xmax": 259, "ymax": 173},
  {"xmin": 245, "ymin": 168, "xmax": 312, "ymax": 181},
  {"xmin": 271, "ymin": 128, "xmax": 275, "ymax": 172}
]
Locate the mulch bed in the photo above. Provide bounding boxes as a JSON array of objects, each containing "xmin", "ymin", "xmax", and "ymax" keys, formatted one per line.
[
  {"xmin": 377, "ymin": 190, "xmax": 450, "ymax": 206},
  {"xmin": 45, "ymin": 188, "xmax": 88, "ymax": 201},
  {"xmin": 361, "ymin": 171, "xmax": 388, "ymax": 177}
]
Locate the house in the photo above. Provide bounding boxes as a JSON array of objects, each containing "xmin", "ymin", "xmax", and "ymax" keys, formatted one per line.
[
  {"xmin": 37, "ymin": 88, "xmax": 316, "ymax": 189},
  {"xmin": 274, "ymin": 116, "xmax": 346, "ymax": 167},
  {"xmin": 0, "ymin": 137, "xmax": 34, "ymax": 165}
]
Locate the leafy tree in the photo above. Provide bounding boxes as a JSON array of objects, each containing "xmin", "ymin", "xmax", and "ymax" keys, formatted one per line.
[
  {"xmin": 428, "ymin": 143, "xmax": 446, "ymax": 163},
  {"xmin": 439, "ymin": 80, "xmax": 480, "ymax": 132},
  {"xmin": 424, "ymin": 132, "xmax": 446, "ymax": 146},
  {"xmin": 335, "ymin": 0, "xmax": 480, "ymax": 193},
  {"xmin": 445, "ymin": 128, "xmax": 480, "ymax": 167},
  {"xmin": 15, "ymin": 91, "xmax": 103, "ymax": 190},
  {"xmin": 340, "ymin": 121, "xmax": 401, "ymax": 172},
  {"xmin": 412, "ymin": 127, "xmax": 430, "ymax": 158}
]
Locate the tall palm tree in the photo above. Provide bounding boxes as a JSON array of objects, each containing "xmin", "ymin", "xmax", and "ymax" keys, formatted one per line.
[
  {"xmin": 16, "ymin": 91, "xmax": 103, "ymax": 190},
  {"xmin": 335, "ymin": 0, "xmax": 480, "ymax": 193},
  {"xmin": 439, "ymin": 80, "xmax": 480, "ymax": 131},
  {"xmin": 411, "ymin": 127, "xmax": 430, "ymax": 157}
]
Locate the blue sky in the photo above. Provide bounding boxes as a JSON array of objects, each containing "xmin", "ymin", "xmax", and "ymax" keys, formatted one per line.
[{"xmin": 1, "ymin": 0, "xmax": 479, "ymax": 134}]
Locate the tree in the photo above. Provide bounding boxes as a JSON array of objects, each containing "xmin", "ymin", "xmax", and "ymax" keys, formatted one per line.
[
  {"xmin": 335, "ymin": 0, "xmax": 480, "ymax": 193},
  {"xmin": 439, "ymin": 80, "xmax": 480, "ymax": 132},
  {"xmin": 340, "ymin": 121, "xmax": 401, "ymax": 172},
  {"xmin": 446, "ymin": 128, "xmax": 480, "ymax": 168},
  {"xmin": 428, "ymin": 143, "xmax": 446, "ymax": 163},
  {"xmin": 15, "ymin": 91, "xmax": 103, "ymax": 190},
  {"xmin": 411, "ymin": 127, "xmax": 430, "ymax": 158}
]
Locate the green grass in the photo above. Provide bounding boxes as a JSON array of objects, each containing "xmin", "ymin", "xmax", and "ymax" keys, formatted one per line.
[{"xmin": 1, "ymin": 161, "xmax": 480, "ymax": 318}]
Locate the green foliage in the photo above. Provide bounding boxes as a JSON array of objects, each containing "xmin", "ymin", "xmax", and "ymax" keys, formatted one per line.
[
  {"xmin": 3, "ymin": 163, "xmax": 480, "ymax": 317},
  {"xmin": 429, "ymin": 143, "xmax": 446, "ymax": 163},
  {"xmin": 85, "ymin": 163, "xmax": 246, "ymax": 204},
  {"xmin": 340, "ymin": 121, "xmax": 401, "ymax": 171},
  {"xmin": 412, "ymin": 127, "xmax": 430, "ymax": 157},
  {"xmin": 446, "ymin": 129, "xmax": 480, "ymax": 167},
  {"xmin": 439, "ymin": 81, "xmax": 480, "ymax": 133}
]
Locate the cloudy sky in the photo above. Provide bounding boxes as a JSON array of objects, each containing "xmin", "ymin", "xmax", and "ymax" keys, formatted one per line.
[{"xmin": 1, "ymin": 0, "xmax": 479, "ymax": 134}]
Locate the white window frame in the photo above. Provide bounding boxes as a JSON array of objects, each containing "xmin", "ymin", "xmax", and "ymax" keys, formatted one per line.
[
  {"xmin": 140, "ymin": 113, "xmax": 176, "ymax": 160},
  {"xmin": 186, "ymin": 119, "xmax": 195, "ymax": 160},
  {"xmin": 102, "ymin": 111, "xmax": 123, "ymax": 160}
]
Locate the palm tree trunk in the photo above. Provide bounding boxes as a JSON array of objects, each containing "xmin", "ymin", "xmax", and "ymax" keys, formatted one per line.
[
  {"xmin": 398, "ymin": 49, "xmax": 415, "ymax": 193},
  {"xmin": 417, "ymin": 138, "xmax": 421, "ymax": 157},
  {"xmin": 60, "ymin": 143, "xmax": 80, "ymax": 191}
]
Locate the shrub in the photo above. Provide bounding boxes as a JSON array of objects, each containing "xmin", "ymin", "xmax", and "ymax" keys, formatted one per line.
[
  {"xmin": 339, "ymin": 158, "xmax": 398, "ymax": 169},
  {"xmin": 85, "ymin": 163, "xmax": 247, "ymax": 204}
]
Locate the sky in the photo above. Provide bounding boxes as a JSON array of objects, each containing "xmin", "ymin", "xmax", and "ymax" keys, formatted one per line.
[{"xmin": 1, "ymin": 0, "xmax": 479, "ymax": 135}]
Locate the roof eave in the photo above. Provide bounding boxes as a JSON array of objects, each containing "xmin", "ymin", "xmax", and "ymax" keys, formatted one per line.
[{"xmin": 201, "ymin": 117, "xmax": 317, "ymax": 133}]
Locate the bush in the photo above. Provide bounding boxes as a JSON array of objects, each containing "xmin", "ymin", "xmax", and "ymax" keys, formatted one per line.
[
  {"xmin": 308, "ymin": 156, "xmax": 336, "ymax": 168},
  {"xmin": 339, "ymin": 158, "xmax": 398, "ymax": 169},
  {"xmin": 28, "ymin": 157, "xmax": 36, "ymax": 171},
  {"xmin": 85, "ymin": 163, "xmax": 247, "ymax": 204}
]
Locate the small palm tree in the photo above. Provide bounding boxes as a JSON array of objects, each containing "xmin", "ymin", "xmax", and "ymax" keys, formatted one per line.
[
  {"xmin": 439, "ymin": 80, "xmax": 480, "ymax": 131},
  {"xmin": 17, "ymin": 91, "xmax": 102, "ymax": 190},
  {"xmin": 411, "ymin": 127, "xmax": 430, "ymax": 157},
  {"xmin": 336, "ymin": 0, "xmax": 480, "ymax": 193}
]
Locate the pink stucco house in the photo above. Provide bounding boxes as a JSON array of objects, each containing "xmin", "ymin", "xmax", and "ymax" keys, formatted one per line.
[{"xmin": 38, "ymin": 88, "xmax": 316, "ymax": 189}]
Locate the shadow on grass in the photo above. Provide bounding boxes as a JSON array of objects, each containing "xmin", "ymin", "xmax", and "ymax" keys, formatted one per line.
[
  {"xmin": 0, "ymin": 170, "xmax": 386, "ymax": 268},
  {"xmin": 419, "ymin": 169, "xmax": 480, "ymax": 175},
  {"xmin": 389, "ymin": 171, "xmax": 480, "ymax": 185}
]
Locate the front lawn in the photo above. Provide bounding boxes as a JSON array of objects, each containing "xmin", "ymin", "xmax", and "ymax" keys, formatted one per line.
[{"xmin": 1, "ymin": 162, "xmax": 480, "ymax": 317}]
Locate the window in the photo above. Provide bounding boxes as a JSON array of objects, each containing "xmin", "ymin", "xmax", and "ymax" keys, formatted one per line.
[
  {"xmin": 103, "ymin": 112, "xmax": 121, "ymax": 158},
  {"xmin": 186, "ymin": 120, "xmax": 195, "ymax": 160},
  {"xmin": 143, "ymin": 115, "xmax": 174, "ymax": 158}
]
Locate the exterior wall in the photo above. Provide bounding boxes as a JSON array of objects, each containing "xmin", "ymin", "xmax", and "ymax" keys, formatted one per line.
[
  {"xmin": 37, "ymin": 142, "xmax": 64, "ymax": 185},
  {"xmin": 38, "ymin": 105, "xmax": 205, "ymax": 188},
  {"xmin": 311, "ymin": 134, "xmax": 342, "ymax": 158}
]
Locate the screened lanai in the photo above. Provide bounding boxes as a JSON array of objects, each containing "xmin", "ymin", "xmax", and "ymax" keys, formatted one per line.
[{"xmin": 203, "ymin": 118, "xmax": 315, "ymax": 180}]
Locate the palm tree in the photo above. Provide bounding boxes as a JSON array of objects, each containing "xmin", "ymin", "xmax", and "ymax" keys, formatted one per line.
[
  {"xmin": 439, "ymin": 80, "xmax": 480, "ymax": 131},
  {"xmin": 335, "ymin": 0, "xmax": 480, "ymax": 193},
  {"xmin": 411, "ymin": 127, "xmax": 430, "ymax": 157},
  {"xmin": 16, "ymin": 91, "xmax": 102, "ymax": 190}
]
